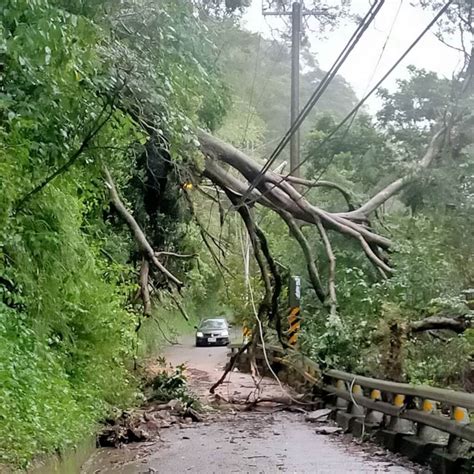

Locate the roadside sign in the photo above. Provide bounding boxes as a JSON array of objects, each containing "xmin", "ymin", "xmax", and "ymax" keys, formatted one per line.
[
  {"xmin": 287, "ymin": 306, "xmax": 301, "ymax": 346},
  {"xmin": 287, "ymin": 275, "xmax": 301, "ymax": 346}
]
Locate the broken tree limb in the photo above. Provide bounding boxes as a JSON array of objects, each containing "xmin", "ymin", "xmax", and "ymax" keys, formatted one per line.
[
  {"xmin": 183, "ymin": 187, "xmax": 231, "ymax": 277},
  {"xmin": 155, "ymin": 251, "xmax": 197, "ymax": 259},
  {"xmin": 278, "ymin": 210, "xmax": 327, "ymax": 304},
  {"xmin": 140, "ymin": 258, "xmax": 151, "ymax": 316},
  {"xmin": 210, "ymin": 341, "xmax": 252, "ymax": 394},
  {"xmin": 254, "ymin": 223, "xmax": 282, "ymax": 322},
  {"xmin": 224, "ymin": 189, "xmax": 272, "ymax": 315},
  {"xmin": 281, "ymin": 175, "xmax": 356, "ymax": 211},
  {"xmin": 315, "ymin": 220, "xmax": 337, "ymax": 316},
  {"xmin": 169, "ymin": 291, "xmax": 190, "ymax": 322},
  {"xmin": 409, "ymin": 314, "xmax": 473, "ymax": 334},
  {"xmin": 341, "ymin": 127, "xmax": 447, "ymax": 220},
  {"xmin": 103, "ymin": 167, "xmax": 183, "ymax": 288},
  {"xmin": 198, "ymin": 130, "xmax": 393, "ymax": 257}
]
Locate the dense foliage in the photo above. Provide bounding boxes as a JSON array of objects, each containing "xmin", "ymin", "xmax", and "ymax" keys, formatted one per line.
[
  {"xmin": 0, "ymin": 0, "xmax": 226, "ymax": 466},
  {"xmin": 258, "ymin": 68, "xmax": 474, "ymax": 386}
]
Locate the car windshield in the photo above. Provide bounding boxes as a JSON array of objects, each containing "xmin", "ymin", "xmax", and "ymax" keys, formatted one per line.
[{"xmin": 199, "ymin": 320, "xmax": 226, "ymax": 330}]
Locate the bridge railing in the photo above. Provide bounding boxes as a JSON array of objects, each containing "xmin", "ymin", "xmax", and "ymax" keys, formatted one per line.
[
  {"xmin": 229, "ymin": 342, "xmax": 474, "ymax": 446},
  {"xmin": 324, "ymin": 369, "xmax": 474, "ymax": 442}
]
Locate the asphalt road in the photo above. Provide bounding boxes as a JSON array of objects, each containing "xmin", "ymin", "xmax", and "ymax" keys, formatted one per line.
[{"xmin": 83, "ymin": 334, "xmax": 420, "ymax": 474}]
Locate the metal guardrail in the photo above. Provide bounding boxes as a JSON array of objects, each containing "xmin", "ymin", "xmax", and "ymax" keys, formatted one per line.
[
  {"xmin": 325, "ymin": 370, "xmax": 474, "ymax": 409},
  {"xmin": 230, "ymin": 343, "xmax": 474, "ymax": 443},
  {"xmin": 324, "ymin": 370, "xmax": 474, "ymax": 443}
]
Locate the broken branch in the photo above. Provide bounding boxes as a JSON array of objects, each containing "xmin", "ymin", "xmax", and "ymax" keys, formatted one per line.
[{"xmin": 103, "ymin": 167, "xmax": 183, "ymax": 288}]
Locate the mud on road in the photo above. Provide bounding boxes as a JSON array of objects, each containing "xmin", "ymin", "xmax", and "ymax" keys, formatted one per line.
[{"xmin": 82, "ymin": 335, "xmax": 427, "ymax": 474}]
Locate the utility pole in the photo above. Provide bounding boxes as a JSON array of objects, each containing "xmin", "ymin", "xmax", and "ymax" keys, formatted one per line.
[
  {"xmin": 290, "ymin": 2, "xmax": 301, "ymax": 179},
  {"xmin": 263, "ymin": 1, "xmax": 306, "ymax": 179}
]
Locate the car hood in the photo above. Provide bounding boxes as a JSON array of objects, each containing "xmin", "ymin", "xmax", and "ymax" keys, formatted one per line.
[{"xmin": 198, "ymin": 328, "xmax": 227, "ymax": 333}]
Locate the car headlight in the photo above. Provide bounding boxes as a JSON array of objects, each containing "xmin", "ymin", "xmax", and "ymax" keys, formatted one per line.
[
  {"xmin": 221, "ymin": 330, "xmax": 229, "ymax": 337},
  {"xmin": 196, "ymin": 331, "xmax": 203, "ymax": 337}
]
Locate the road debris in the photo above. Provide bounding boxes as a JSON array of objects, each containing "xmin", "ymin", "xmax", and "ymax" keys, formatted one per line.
[
  {"xmin": 314, "ymin": 425, "xmax": 343, "ymax": 435},
  {"xmin": 305, "ymin": 408, "xmax": 333, "ymax": 423}
]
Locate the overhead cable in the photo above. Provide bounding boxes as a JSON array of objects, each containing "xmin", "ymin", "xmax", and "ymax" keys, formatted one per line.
[
  {"xmin": 238, "ymin": 0, "xmax": 386, "ymax": 203},
  {"xmin": 245, "ymin": 0, "xmax": 455, "ymax": 207}
]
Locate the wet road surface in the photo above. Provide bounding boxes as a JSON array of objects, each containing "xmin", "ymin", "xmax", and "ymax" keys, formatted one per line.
[{"xmin": 82, "ymin": 334, "xmax": 421, "ymax": 473}]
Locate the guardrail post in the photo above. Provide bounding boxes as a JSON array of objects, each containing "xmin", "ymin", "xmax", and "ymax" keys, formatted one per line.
[
  {"xmin": 366, "ymin": 389, "xmax": 384, "ymax": 424},
  {"xmin": 335, "ymin": 379, "xmax": 349, "ymax": 410},
  {"xmin": 418, "ymin": 400, "xmax": 449, "ymax": 444},
  {"xmin": 430, "ymin": 406, "xmax": 473, "ymax": 473},
  {"xmin": 447, "ymin": 407, "xmax": 471, "ymax": 457},
  {"xmin": 353, "ymin": 389, "xmax": 385, "ymax": 438},
  {"xmin": 377, "ymin": 394, "xmax": 415, "ymax": 451},
  {"xmin": 335, "ymin": 383, "xmax": 365, "ymax": 432},
  {"xmin": 388, "ymin": 394, "xmax": 415, "ymax": 434},
  {"xmin": 399, "ymin": 399, "xmax": 448, "ymax": 463},
  {"xmin": 350, "ymin": 384, "xmax": 365, "ymax": 416}
]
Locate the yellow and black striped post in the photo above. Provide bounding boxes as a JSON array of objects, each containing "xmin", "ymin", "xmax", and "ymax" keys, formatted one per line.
[
  {"xmin": 287, "ymin": 275, "xmax": 301, "ymax": 346},
  {"xmin": 242, "ymin": 325, "xmax": 252, "ymax": 343},
  {"xmin": 287, "ymin": 306, "xmax": 301, "ymax": 346}
]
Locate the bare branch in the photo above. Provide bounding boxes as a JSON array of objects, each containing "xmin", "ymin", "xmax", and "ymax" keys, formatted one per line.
[
  {"xmin": 199, "ymin": 131, "xmax": 393, "ymax": 254},
  {"xmin": 183, "ymin": 188, "xmax": 231, "ymax": 278},
  {"xmin": 280, "ymin": 175, "xmax": 356, "ymax": 210},
  {"xmin": 103, "ymin": 167, "xmax": 183, "ymax": 288},
  {"xmin": 278, "ymin": 210, "xmax": 326, "ymax": 303},
  {"xmin": 155, "ymin": 251, "xmax": 197, "ymax": 259},
  {"xmin": 210, "ymin": 341, "xmax": 252, "ymax": 394},
  {"xmin": 346, "ymin": 126, "xmax": 447, "ymax": 219},
  {"xmin": 139, "ymin": 258, "xmax": 152, "ymax": 316},
  {"xmin": 315, "ymin": 220, "xmax": 337, "ymax": 316},
  {"xmin": 16, "ymin": 101, "xmax": 115, "ymax": 210},
  {"xmin": 225, "ymin": 190, "xmax": 272, "ymax": 312},
  {"xmin": 169, "ymin": 291, "xmax": 190, "ymax": 322}
]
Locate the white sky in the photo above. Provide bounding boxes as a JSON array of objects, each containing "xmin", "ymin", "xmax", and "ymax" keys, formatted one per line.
[{"xmin": 242, "ymin": 0, "xmax": 465, "ymax": 112}]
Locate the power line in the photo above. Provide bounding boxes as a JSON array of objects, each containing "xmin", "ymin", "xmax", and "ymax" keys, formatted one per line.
[
  {"xmin": 241, "ymin": 34, "xmax": 262, "ymax": 145},
  {"xmin": 343, "ymin": 0, "xmax": 403, "ymax": 134},
  {"xmin": 311, "ymin": 0, "xmax": 404, "ymax": 192},
  {"xmin": 244, "ymin": 0, "xmax": 454, "ymax": 208},
  {"xmin": 239, "ymin": 0, "xmax": 386, "ymax": 204},
  {"xmin": 242, "ymin": 1, "xmax": 383, "ymax": 198}
]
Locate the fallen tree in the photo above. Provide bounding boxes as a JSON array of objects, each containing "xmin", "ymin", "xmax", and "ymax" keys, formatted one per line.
[
  {"xmin": 410, "ymin": 313, "xmax": 473, "ymax": 334},
  {"xmin": 197, "ymin": 124, "xmax": 450, "ymax": 310}
]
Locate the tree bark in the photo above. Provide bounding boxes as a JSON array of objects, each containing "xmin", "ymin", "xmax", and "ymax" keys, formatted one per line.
[
  {"xmin": 409, "ymin": 314, "xmax": 472, "ymax": 334},
  {"xmin": 103, "ymin": 167, "xmax": 183, "ymax": 288},
  {"xmin": 139, "ymin": 259, "xmax": 151, "ymax": 316},
  {"xmin": 278, "ymin": 210, "xmax": 326, "ymax": 303}
]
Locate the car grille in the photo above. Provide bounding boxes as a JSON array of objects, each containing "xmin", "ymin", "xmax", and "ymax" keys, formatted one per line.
[{"xmin": 203, "ymin": 332, "xmax": 223, "ymax": 338}]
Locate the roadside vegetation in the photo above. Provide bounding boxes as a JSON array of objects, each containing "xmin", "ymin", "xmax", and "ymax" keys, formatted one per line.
[{"xmin": 0, "ymin": 0, "xmax": 472, "ymax": 468}]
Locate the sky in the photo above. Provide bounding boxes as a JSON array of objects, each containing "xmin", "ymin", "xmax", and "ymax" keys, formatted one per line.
[{"xmin": 242, "ymin": 0, "xmax": 465, "ymax": 112}]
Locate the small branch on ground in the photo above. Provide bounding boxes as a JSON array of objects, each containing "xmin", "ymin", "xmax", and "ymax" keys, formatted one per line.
[{"xmin": 210, "ymin": 341, "xmax": 252, "ymax": 394}]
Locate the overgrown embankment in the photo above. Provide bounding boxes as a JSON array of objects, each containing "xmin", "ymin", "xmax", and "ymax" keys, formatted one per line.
[{"xmin": 0, "ymin": 0, "xmax": 224, "ymax": 468}]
